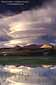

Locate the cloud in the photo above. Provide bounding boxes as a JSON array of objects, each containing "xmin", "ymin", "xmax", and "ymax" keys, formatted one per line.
[{"xmin": 0, "ymin": 0, "xmax": 56, "ymax": 47}]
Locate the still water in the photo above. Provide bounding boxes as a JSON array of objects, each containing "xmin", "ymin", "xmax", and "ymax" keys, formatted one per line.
[{"xmin": 0, "ymin": 65, "xmax": 56, "ymax": 85}]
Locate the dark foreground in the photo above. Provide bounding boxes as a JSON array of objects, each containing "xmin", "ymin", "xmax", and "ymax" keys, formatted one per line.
[
  {"xmin": 0, "ymin": 44, "xmax": 56, "ymax": 65},
  {"xmin": 0, "ymin": 55, "xmax": 56, "ymax": 65}
]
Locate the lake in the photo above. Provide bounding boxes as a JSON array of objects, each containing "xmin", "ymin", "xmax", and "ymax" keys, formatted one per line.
[{"xmin": 0, "ymin": 65, "xmax": 56, "ymax": 85}]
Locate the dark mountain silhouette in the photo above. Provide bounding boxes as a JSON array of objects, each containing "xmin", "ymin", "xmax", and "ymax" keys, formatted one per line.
[{"xmin": 0, "ymin": 43, "xmax": 55, "ymax": 56}]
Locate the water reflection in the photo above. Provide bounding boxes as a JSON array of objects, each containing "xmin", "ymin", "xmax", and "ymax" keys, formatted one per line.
[{"xmin": 0, "ymin": 65, "xmax": 56, "ymax": 85}]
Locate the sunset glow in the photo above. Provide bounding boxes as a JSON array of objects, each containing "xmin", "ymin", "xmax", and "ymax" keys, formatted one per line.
[{"xmin": 10, "ymin": 22, "xmax": 25, "ymax": 33}]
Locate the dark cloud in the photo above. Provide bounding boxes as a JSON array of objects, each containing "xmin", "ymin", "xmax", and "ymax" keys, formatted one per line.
[
  {"xmin": 0, "ymin": 36, "xmax": 12, "ymax": 41},
  {"xmin": 0, "ymin": 0, "xmax": 53, "ymax": 14},
  {"xmin": 34, "ymin": 35, "xmax": 56, "ymax": 44}
]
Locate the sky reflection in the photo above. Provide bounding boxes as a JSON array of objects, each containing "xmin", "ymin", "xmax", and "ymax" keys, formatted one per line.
[{"xmin": 0, "ymin": 65, "xmax": 56, "ymax": 85}]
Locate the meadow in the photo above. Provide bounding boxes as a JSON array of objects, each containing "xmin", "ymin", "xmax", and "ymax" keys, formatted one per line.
[{"xmin": 0, "ymin": 55, "xmax": 56, "ymax": 65}]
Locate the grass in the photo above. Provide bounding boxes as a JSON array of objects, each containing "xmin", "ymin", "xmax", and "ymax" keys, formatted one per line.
[{"xmin": 0, "ymin": 55, "xmax": 56, "ymax": 65}]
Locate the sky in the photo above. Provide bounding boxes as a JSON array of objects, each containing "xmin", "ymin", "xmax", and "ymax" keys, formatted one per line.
[{"xmin": 0, "ymin": 0, "xmax": 56, "ymax": 47}]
